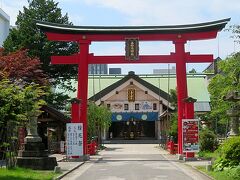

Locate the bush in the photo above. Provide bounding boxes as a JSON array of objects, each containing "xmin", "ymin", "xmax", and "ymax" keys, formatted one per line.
[
  {"xmin": 228, "ymin": 166, "xmax": 240, "ymax": 179},
  {"xmin": 214, "ymin": 136, "xmax": 240, "ymax": 171},
  {"xmin": 197, "ymin": 151, "xmax": 216, "ymax": 159},
  {"xmin": 199, "ymin": 128, "xmax": 218, "ymax": 152}
]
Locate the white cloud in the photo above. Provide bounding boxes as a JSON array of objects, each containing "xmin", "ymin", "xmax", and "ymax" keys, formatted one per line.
[
  {"xmin": 84, "ymin": 0, "xmax": 240, "ymax": 25},
  {"xmin": 2, "ymin": 0, "xmax": 28, "ymax": 25}
]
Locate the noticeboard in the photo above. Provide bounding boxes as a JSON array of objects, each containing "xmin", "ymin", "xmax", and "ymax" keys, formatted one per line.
[
  {"xmin": 182, "ymin": 119, "xmax": 199, "ymax": 152},
  {"xmin": 66, "ymin": 123, "xmax": 83, "ymax": 156}
]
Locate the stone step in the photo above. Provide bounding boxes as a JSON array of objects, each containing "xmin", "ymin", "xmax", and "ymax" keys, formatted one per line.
[
  {"xmin": 18, "ymin": 150, "xmax": 48, "ymax": 157},
  {"xmin": 16, "ymin": 157, "xmax": 57, "ymax": 170}
]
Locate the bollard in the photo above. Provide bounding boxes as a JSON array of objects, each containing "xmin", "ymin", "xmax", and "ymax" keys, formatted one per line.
[
  {"xmin": 54, "ymin": 166, "xmax": 61, "ymax": 173},
  {"xmin": 206, "ymin": 161, "xmax": 212, "ymax": 171}
]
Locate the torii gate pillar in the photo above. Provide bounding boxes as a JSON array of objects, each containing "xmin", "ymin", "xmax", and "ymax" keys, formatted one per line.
[
  {"xmin": 174, "ymin": 39, "xmax": 188, "ymax": 154},
  {"xmin": 77, "ymin": 40, "xmax": 90, "ymax": 155}
]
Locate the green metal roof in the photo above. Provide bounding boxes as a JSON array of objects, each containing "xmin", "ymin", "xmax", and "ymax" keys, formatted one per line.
[{"xmin": 55, "ymin": 73, "xmax": 210, "ymax": 102}]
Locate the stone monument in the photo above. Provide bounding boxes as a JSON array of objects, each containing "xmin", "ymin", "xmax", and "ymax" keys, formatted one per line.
[{"xmin": 16, "ymin": 116, "xmax": 57, "ymax": 170}]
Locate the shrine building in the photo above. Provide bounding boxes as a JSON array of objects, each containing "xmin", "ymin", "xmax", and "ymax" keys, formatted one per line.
[{"xmin": 58, "ymin": 71, "xmax": 210, "ymax": 140}]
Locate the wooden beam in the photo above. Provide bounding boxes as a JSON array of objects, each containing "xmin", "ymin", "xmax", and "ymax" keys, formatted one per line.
[
  {"xmin": 51, "ymin": 55, "xmax": 79, "ymax": 64},
  {"xmin": 46, "ymin": 30, "xmax": 218, "ymax": 42},
  {"xmin": 185, "ymin": 53, "xmax": 213, "ymax": 63},
  {"xmin": 88, "ymin": 54, "xmax": 176, "ymax": 64}
]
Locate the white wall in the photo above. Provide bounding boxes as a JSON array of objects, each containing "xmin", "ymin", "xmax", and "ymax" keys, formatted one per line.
[{"xmin": 0, "ymin": 8, "xmax": 10, "ymax": 47}]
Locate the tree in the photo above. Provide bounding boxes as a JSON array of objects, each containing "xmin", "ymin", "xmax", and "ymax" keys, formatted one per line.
[
  {"xmin": 0, "ymin": 74, "xmax": 46, "ymax": 168},
  {"xmin": 3, "ymin": 0, "xmax": 78, "ymax": 81},
  {"xmin": 208, "ymin": 53, "xmax": 240, "ymax": 135},
  {"xmin": 169, "ymin": 89, "xmax": 177, "ymax": 109},
  {"xmin": 189, "ymin": 68, "xmax": 197, "ymax": 73},
  {"xmin": 228, "ymin": 24, "xmax": 240, "ymax": 43},
  {"xmin": 0, "ymin": 48, "xmax": 47, "ymax": 85},
  {"xmin": 167, "ymin": 88, "xmax": 178, "ymax": 141},
  {"xmin": 0, "ymin": 77, "xmax": 24, "ymax": 168},
  {"xmin": 87, "ymin": 102, "xmax": 112, "ymax": 145}
]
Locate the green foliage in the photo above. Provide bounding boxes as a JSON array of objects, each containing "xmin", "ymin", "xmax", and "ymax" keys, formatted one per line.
[
  {"xmin": 0, "ymin": 77, "xmax": 46, "ymax": 168},
  {"xmin": 3, "ymin": 0, "xmax": 78, "ymax": 81},
  {"xmin": 214, "ymin": 136, "xmax": 240, "ymax": 171},
  {"xmin": 44, "ymin": 90, "xmax": 71, "ymax": 111},
  {"xmin": 208, "ymin": 53, "xmax": 240, "ymax": 135},
  {"xmin": 188, "ymin": 68, "xmax": 197, "ymax": 73},
  {"xmin": 228, "ymin": 24, "xmax": 240, "ymax": 43},
  {"xmin": 197, "ymin": 151, "xmax": 216, "ymax": 159},
  {"xmin": 228, "ymin": 166, "xmax": 240, "ymax": 179},
  {"xmin": 197, "ymin": 165, "xmax": 240, "ymax": 180},
  {"xmin": 0, "ymin": 167, "xmax": 58, "ymax": 180},
  {"xmin": 87, "ymin": 102, "xmax": 112, "ymax": 144},
  {"xmin": 166, "ymin": 89, "xmax": 178, "ymax": 142},
  {"xmin": 0, "ymin": 78, "xmax": 24, "ymax": 168},
  {"xmin": 169, "ymin": 89, "xmax": 177, "ymax": 109},
  {"xmin": 22, "ymin": 84, "xmax": 46, "ymax": 118},
  {"xmin": 167, "ymin": 112, "xmax": 178, "ymax": 142},
  {"xmin": 199, "ymin": 128, "xmax": 218, "ymax": 152}
]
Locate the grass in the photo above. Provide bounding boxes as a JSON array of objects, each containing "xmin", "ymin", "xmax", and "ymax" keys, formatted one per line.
[
  {"xmin": 0, "ymin": 167, "xmax": 60, "ymax": 180},
  {"xmin": 197, "ymin": 151, "xmax": 218, "ymax": 160},
  {"xmin": 196, "ymin": 166, "xmax": 239, "ymax": 180}
]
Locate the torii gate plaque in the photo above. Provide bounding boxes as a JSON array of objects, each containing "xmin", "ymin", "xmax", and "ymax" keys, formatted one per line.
[{"xmin": 37, "ymin": 18, "xmax": 230, "ymax": 156}]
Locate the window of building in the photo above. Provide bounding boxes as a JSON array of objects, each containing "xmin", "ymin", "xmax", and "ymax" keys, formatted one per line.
[
  {"xmin": 153, "ymin": 103, "xmax": 157, "ymax": 110},
  {"xmin": 124, "ymin": 104, "xmax": 129, "ymax": 110},
  {"xmin": 107, "ymin": 104, "xmax": 111, "ymax": 109},
  {"xmin": 135, "ymin": 103, "xmax": 139, "ymax": 110}
]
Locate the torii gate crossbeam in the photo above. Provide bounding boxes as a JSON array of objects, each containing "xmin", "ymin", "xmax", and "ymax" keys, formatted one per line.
[{"xmin": 37, "ymin": 18, "xmax": 230, "ymax": 157}]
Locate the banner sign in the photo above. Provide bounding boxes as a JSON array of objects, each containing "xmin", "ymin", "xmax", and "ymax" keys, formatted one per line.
[
  {"xmin": 182, "ymin": 119, "xmax": 199, "ymax": 152},
  {"xmin": 66, "ymin": 123, "xmax": 83, "ymax": 156}
]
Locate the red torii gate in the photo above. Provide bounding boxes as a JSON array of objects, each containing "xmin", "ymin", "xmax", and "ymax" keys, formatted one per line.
[{"xmin": 37, "ymin": 18, "xmax": 230, "ymax": 156}]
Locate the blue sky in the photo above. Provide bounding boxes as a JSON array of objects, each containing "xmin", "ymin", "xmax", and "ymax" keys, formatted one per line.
[{"xmin": 1, "ymin": 0, "xmax": 240, "ymax": 74}]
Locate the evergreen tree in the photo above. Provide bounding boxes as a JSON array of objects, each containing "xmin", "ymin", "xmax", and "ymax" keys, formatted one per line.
[
  {"xmin": 189, "ymin": 68, "xmax": 197, "ymax": 73},
  {"xmin": 3, "ymin": 0, "xmax": 78, "ymax": 81}
]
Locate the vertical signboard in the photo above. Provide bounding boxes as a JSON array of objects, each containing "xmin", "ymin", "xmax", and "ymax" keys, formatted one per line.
[
  {"xmin": 66, "ymin": 123, "xmax": 83, "ymax": 156},
  {"xmin": 125, "ymin": 38, "xmax": 139, "ymax": 60},
  {"xmin": 182, "ymin": 119, "xmax": 199, "ymax": 152},
  {"xmin": 127, "ymin": 88, "xmax": 136, "ymax": 102}
]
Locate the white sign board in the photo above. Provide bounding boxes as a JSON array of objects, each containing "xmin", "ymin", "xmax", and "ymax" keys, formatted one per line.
[
  {"xmin": 182, "ymin": 119, "xmax": 199, "ymax": 152},
  {"xmin": 66, "ymin": 123, "xmax": 83, "ymax": 156}
]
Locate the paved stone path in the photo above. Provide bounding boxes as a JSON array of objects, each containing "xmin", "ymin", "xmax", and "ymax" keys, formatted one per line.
[{"xmin": 62, "ymin": 144, "xmax": 211, "ymax": 180}]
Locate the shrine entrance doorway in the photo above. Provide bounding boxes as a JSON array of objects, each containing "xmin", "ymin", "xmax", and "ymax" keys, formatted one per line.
[{"xmin": 109, "ymin": 120, "xmax": 155, "ymax": 140}]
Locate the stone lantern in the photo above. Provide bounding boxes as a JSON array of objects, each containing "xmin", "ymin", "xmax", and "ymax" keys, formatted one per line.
[
  {"xmin": 224, "ymin": 91, "xmax": 240, "ymax": 137},
  {"xmin": 17, "ymin": 114, "xmax": 57, "ymax": 170}
]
